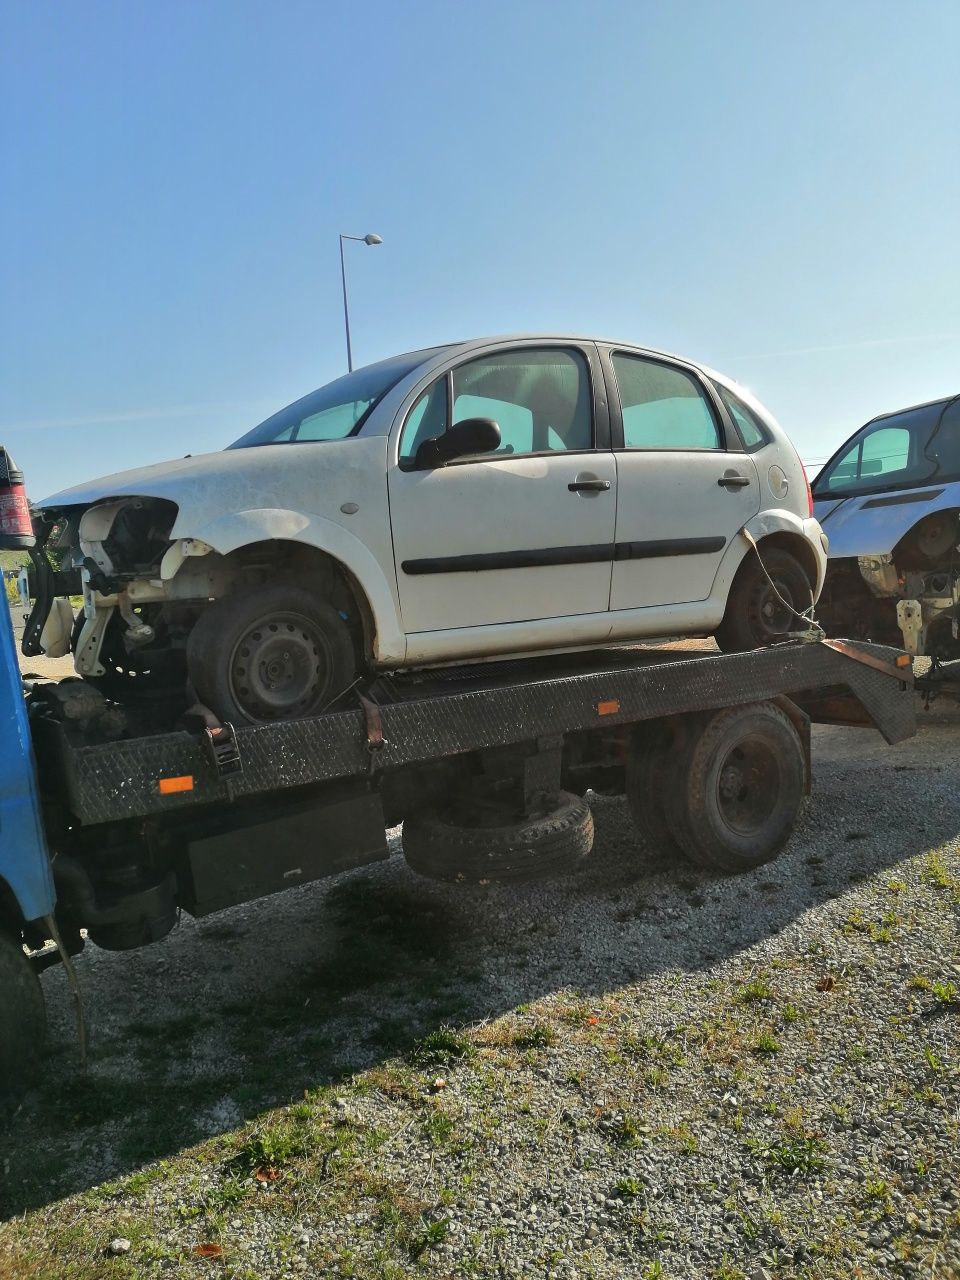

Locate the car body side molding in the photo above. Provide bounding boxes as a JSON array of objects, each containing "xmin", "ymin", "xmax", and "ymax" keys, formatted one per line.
[{"xmin": 402, "ymin": 536, "xmax": 727, "ymax": 576}]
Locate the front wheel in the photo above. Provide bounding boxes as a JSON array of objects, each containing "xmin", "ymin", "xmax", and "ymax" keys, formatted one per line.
[
  {"xmin": 186, "ymin": 585, "xmax": 356, "ymax": 724},
  {"xmin": 715, "ymin": 547, "xmax": 813, "ymax": 652},
  {"xmin": 0, "ymin": 930, "xmax": 46, "ymax": 1110}
]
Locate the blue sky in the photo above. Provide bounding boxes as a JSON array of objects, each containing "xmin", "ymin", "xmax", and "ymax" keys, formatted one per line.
[{"xmin": 2, "ymin": 0, "xmax": 958, "ymax": 498}]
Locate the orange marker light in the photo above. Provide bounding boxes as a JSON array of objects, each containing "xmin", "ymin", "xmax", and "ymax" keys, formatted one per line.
[
  {"xmin": 895, "ymin": 654, "xmax": 912, "ymax": 669},
  {"xmin": 159, "ymin": 775, "xmax": 194, "ymax": 795},
  {"xmin": 596, "ymin": 699, "xmax": 620, "ymax": 716}
]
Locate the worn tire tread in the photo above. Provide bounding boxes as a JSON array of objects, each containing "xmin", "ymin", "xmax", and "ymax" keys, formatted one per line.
[{"xmin": 403, "ymin": 791, "xmax": 594, "ymax": 883}]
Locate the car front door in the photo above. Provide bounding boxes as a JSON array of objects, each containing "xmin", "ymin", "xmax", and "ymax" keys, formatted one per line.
[
  {"xmin": 387, "ymin": 343, "xmax": 617, "ymax": 638},
  {"xmin": 602, "ymin": 348, "xmax": 760, "ymax": 610}
]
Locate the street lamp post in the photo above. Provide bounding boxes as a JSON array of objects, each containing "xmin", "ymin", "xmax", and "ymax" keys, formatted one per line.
[{"xmin": 339, "ymin": 232, "xmax": 383, "ymax": 371}]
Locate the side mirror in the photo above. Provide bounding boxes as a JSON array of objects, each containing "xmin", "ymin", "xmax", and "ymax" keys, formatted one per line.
[{"xmin": 414, "ymin": 418, "xmax": 501, "ymax": 469}]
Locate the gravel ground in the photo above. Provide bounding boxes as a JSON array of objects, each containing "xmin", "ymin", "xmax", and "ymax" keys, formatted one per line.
[{"xmin": 2, "ymin": 599, "xmax": 959, "ymax": 1277}]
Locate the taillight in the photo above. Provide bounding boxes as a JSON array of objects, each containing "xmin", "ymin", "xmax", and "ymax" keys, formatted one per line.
[
  {"xmin": 0, "ymin": 445, "xmax": 35, "ymax": 549},
  {"xmin": 804, "ymin": 467, "xmax": 814, "ymax": 517}
]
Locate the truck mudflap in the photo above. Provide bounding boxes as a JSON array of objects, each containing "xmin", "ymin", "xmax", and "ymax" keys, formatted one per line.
[{"xmin": 30, "ymin": 639, "xmax": 915, "ymax": 828}]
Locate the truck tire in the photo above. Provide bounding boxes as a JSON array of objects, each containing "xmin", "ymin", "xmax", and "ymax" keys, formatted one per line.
[
  {"xmin": 186, "ymin": 585, "xmax": 356, "ymax": 724},
  {"xmin": 403, "ymin": 791, "xmax": 594, "ymax": 884},
  {"xmin": 0, "ymin": 930, "xmax": 46, "ymax": 1109},
  {"xmin": 625, "ymin": 723, "xmax": 682, "ymax": 857},
  {"xmin": 662, "ymin": 702, "xmax": 805, "ymax": 872},
  {"xmin": 715, "ymin": 548, "xmax": 813, "ymax": 652}
]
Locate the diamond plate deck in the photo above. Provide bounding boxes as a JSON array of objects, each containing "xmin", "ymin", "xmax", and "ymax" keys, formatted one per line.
[{"xmin": 36, "ymin": 641, "xmax": 915, "ymax": 827}]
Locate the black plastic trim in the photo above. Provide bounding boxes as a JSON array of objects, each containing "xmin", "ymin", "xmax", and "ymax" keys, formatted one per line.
[
  {"xmin": 614, "ymin": 537, "xmax": 726, "ymax": 560},
  {"xmin": 402, "ymin": 544, "xmax": 613, "ymax": 575},
  {"xmin": 860, "ymin": 488, "xmax": 946, "ymax": 509},
  {"xmin": 402, "ymin": 536, "xmax": 726, "ymax": 575}
]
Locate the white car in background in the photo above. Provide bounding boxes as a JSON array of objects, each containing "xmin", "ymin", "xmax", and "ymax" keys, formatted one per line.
[{"xmin": 34, "ymin": 336, "xmax": 827, "ymax": 723}]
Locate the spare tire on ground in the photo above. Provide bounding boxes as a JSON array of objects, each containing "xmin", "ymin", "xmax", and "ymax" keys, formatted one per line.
[{"xmin": 402, "ymin": 791, "xmax": 594, "ymax": 884}]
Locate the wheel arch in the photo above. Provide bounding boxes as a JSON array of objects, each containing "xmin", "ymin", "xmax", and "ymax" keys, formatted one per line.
[
  {"xmin": 166, "ymin": 510, "xmax": 407, "ymax": 665},
  {"xmin": 711, "ymin": 510, "xmax": 825, "ymax": 605}
]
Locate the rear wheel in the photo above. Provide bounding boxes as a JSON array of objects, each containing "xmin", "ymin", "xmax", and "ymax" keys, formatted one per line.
[
  {"xmin": 186, "ymin": 585, "xmax": 356, "ymax": 724},
  {"xmin": 0, "ymin": 930, "xmax": 46, "ymax": 1110},
  {"xmin": 715, "ymin": 547, "xmax": 813, "ymax": 652},
  {"xmin": 403, "ymin": 791, "xmax": 593, "ymax": 884},
  {"xmin": 663, "ymin": 701, "xmax": 806, "ymax": 872}
]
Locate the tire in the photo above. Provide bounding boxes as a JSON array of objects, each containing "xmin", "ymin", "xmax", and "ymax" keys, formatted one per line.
[
  {"xmin": 625, "ymin": 723, "xmax": 682, "ymax": 858},
  {"xmin": 186, "ymin": 585, "xmax": 356, "ymax": 724},
  {"xmin": 0, "ymin": 930, "xmax": 46, "ymax": 1110},
  {"xmin": 663, "ymin": 702, "xmax": 805, "ymax": 873},
  {"xmin": 403, "ymin": 791, "xmax": 594, "ymax": 884},
  {"xmin": 715, "ymin": 548, "xmax": 814, "ymax": 652}
]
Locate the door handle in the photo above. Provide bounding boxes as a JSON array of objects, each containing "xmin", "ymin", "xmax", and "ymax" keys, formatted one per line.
[
  {"xmin": 718, "ymin": 472, "xmax": 751, "ymax": 489},
  {"xmin": 568, "ymin": 479, "xmax": 611, "ymax": 493}
]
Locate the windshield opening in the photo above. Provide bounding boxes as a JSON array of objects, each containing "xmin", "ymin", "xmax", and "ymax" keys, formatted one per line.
[
  {"xmin": 228, "ymin": 347, "xmax": 448, "ymax": 449},
  {"xmin": 813, "ymin": 397, "xmax": 960, "ymax": 498}
]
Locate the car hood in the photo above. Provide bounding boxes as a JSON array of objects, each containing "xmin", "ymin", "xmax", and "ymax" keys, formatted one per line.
[
  {"xmin": 814, "ymin": 481, "xmax": 960, "ymax": 558},
  {"xmin": 39, "ymin": 450, "xmax": 246, "ymax": 512},
  {"xmin": 38, "ymin": 438, "xmax": 387, "ymax": 545}
]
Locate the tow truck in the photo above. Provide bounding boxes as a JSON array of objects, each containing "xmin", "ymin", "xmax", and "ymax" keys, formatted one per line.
[{"xmin": 0, "ymin": 447, "xmax": 917, "ymax": 1104}]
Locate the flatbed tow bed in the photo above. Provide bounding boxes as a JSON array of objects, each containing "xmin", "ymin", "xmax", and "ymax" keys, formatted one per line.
[
  {"xmin": 39, "ymin": 639, "xmax": 914, "ymax": 827},
  {"xmin": 1, "ymin": 617, "xmax": 916, "ymax": 1101}
]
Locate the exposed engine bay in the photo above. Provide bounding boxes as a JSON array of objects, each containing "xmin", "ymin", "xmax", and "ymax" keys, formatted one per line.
[{"xmin": 816, "ymin": 507, "xmax": 960, "ymax": 659}]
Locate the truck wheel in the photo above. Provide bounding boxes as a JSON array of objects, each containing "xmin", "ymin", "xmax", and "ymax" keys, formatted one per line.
[
  {"xmin": 625, "ymin": 723, "xmax": 682, "ymax": 857},
  {"xmin": 186, "ymin": 585, "xmax": 356, "ymax": 724},
  {"xmin": 0, "ymin": 930, "xmax": 46, "ymax": 1109},
  {"xmin": 403, "ymin": 791, "xmax": 593, "ymax": 884},
  {"xmin": 715, "ymin": 548, "xmax": 813, "ymax": 651},
  {"xmin": 663, "ymin": 702, "xmax": 805, "ymax": 872}
]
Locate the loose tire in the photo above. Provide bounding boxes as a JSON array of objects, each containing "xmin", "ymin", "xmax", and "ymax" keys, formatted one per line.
[
  {"xmin": 663, "ymin": 702, "xmax": 805, "ymax": 872},
  {"xmin": 0, "ymin": 930, "xmax": 46, "ymax": 1109},
  {"xmin": 625, "ymin": 723, "xmax": 682, "ymax": 858},
  {"xmin": 186, "ymin": 585, "xmax": 356, "ymax": 724},
  {"xmin": 403, "ymin": 791, "xmax": 594, "ymax": 884},
  {"xmin": 715, "ymin": 548, "xmax": 814, "ymax": 652}
]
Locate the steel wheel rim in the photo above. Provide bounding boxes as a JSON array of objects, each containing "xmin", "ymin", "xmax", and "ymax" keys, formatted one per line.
[
  {"xmin": 228, "ymin": 611, "xmax": 333, "ymax": 720},
  {"xmin": 715, "ymin": 735, "xmax": 781, "ymax": 835},
  {"xmin": 751, "ymin": 576, "xmax": 796, "ymax": 637}
]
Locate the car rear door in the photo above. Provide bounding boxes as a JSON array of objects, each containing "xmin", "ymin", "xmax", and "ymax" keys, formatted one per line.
[
  {"xmin": 387, "ymin": 342, "xmax": 616, "ymax": 635},
  {"xmin": 601, "ymin": 347, "xmax": 760, "ymax": 610}
]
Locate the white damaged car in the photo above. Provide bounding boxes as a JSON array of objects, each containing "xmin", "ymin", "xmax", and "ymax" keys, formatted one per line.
[{"xmin": 32, "ymin": 336, "xmax": 827, "ymax": 723}]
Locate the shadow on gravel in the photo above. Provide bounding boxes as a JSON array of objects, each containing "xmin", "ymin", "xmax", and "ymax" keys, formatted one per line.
[{"xmin": 3, "ymin": 720, "xmax": 959, "ymax": 1218}]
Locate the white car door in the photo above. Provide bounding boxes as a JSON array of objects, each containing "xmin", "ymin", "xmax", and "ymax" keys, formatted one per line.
[
  {"xmin": 387, "ymin": 343, "xmax": 617, "ymax": 636},
  {"xmin": 602, "ymin": 348, "xmax": 761, "ymax": 609}
]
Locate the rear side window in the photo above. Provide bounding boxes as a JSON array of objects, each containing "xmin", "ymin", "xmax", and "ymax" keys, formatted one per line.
[
  {"xmin": 612, "ymin": 354, "xmax": 721, "ymax": 450},
  {"xmin": 713, "ymin": 382, "xmax": 769, "ymax": 450}
]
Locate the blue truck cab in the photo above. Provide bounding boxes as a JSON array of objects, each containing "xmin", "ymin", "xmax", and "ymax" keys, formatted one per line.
[{"xmin": 0, "ymin": 597, "xmax": 56, "ymax": 926}]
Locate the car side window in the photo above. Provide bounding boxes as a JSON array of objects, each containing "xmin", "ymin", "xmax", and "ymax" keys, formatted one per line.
[
  {"xmin": 713, "ymin": 383, "xmax": 769, "ymax": 450},
  {"xmin": 398, "ymin": 378, "xmax": 450, "ymax": 465},
  {"xmin": 451, "ymin": 348, "xmax": 592, "ymax": 456},
  {"xmin": 612, "ymin": 353, "xmax": 721, "ymax": 450},
  {"xmin": 822, "ymin": 426, "xmax": 912, "ymax": 489}
]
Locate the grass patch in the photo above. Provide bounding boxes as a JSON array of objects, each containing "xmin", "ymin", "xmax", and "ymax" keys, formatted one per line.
[
  {"xmin": 758, "ymin": 1136, "xmax": 827, "ymax": 1177},
  {"xmin": 510, "ymin": 1022, "xmax": 558, "ymax": 1051},
  {"xmin": 409, "ymin": 1026, "xmax": 474, "ymax": 1069}
]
